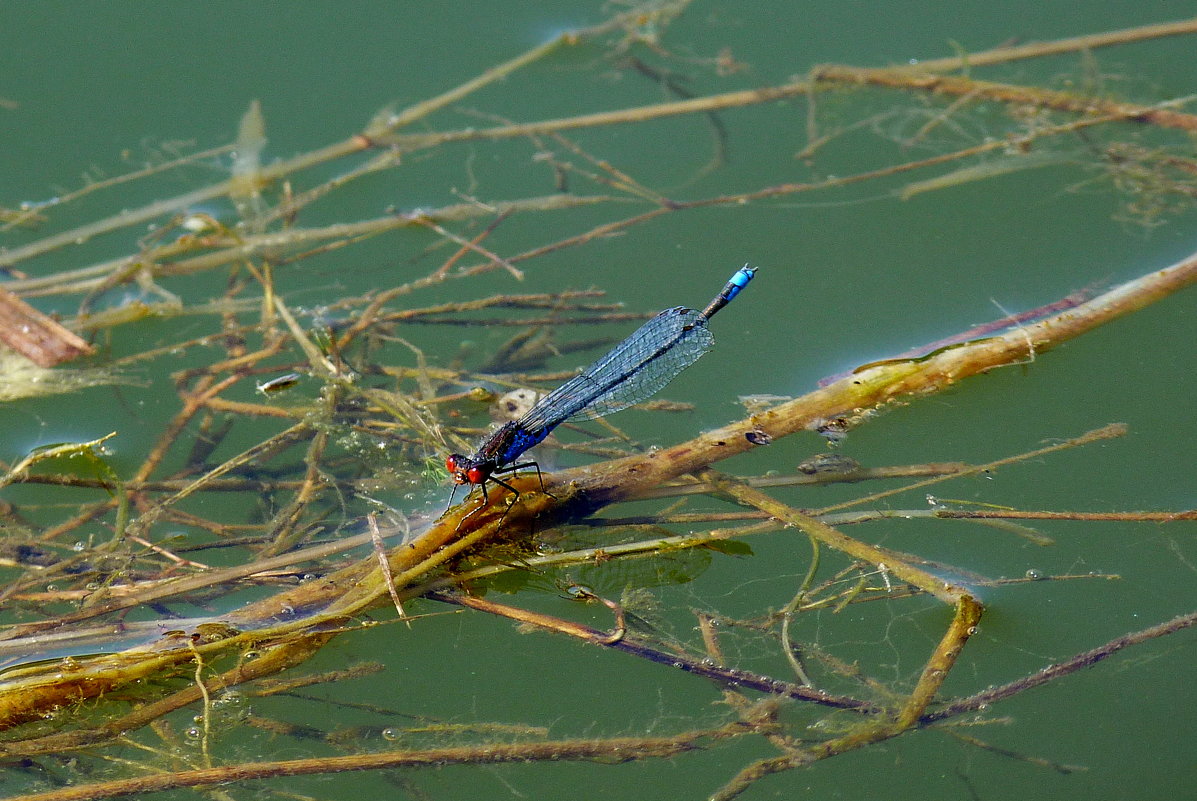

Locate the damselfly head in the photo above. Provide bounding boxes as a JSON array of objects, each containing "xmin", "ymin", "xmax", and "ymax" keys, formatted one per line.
[{"xmin": 446, "ymin": 454, "xmax": 489, "ymax": 486}]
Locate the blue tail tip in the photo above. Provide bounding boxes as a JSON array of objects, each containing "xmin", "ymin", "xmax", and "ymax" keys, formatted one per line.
[{"xmin": 732, "ymin": 264, "xmax": 757, "ymax": 287}]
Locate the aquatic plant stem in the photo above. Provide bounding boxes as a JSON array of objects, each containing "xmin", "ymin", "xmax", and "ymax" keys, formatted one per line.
[
  {"xmin": 560, "ymin": 245, "xmax": 1197, "ymax": 508},
  {"xmin": 5, "ymin": 724, "xmax": 744, "ymax": 801}
]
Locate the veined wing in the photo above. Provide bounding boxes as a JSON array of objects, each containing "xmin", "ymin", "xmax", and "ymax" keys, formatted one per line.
[{"xmin": 517, "ymin": 306, "xmax": 714, "ymax": 430}]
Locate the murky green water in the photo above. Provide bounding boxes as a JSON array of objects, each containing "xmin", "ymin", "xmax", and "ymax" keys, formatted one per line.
[{"xmin": 1, "ymin": 2, "xmax": 1194, "ymax": 799}]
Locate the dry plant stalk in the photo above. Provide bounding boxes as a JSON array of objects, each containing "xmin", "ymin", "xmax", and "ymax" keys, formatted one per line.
[{"xmin": 0, "ymin": 288, "xmax": 92, "ymax": 366}]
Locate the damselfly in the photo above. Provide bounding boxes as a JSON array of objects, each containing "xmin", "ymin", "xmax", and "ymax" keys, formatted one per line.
[{"xmin": 446, "ymin": 265, "xmax": 756, "ymax": 513}]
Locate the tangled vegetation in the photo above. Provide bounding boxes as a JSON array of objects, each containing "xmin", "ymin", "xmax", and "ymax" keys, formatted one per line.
[{"xmin": 1, "ymin": 4, "xmax": 1195, "ymax": 799}]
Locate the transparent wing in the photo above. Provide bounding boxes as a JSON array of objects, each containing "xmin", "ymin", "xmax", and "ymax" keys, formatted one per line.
[{"xmin": 517, "ymin": 306, "xmax": 714, "ymax": 430}]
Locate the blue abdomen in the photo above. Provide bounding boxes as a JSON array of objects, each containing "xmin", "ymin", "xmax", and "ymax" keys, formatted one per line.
[{"xmin": 499, "ymin": 426, "xmax": 551, "ymax": 464}]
